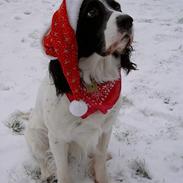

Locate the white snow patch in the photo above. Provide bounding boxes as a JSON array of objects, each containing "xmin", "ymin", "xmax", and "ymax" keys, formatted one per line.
[{"xmin": 0, "ymin": 0, "xmax": 183, "ymax": 182}]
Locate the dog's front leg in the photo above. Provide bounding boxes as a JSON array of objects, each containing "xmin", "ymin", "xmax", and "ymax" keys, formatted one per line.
[
  {"xmin": 94, "ymin": 129, "xmax": 112, "ymax": 183},
  {"xmin": 49, "ymin": 134, "xmax": 71, "ymax": 183}
]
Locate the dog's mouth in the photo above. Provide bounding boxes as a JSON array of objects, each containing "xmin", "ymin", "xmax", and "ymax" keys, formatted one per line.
[{"xmin": 103, "ymin": 33, "xmax": 133, "ymax": 56}]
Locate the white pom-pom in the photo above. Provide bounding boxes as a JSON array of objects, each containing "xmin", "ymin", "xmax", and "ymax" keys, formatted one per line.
[{"xmin": 69, "ymin": 100, "xmax": 88, "ymax": 117}]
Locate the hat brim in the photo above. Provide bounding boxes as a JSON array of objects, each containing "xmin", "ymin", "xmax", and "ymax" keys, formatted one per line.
[{"xmin": 66, "ymin": 0, "xmax": 84, "ymax": 31}]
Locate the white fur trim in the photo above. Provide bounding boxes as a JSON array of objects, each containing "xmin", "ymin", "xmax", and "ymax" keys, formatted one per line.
[
  {"xmin": 69, "ymin": 100, "xmax": 88, "ymax": 117},
  {"xmin": 66, "ymin": 0, "xmax": 84, "ymax": 31}
]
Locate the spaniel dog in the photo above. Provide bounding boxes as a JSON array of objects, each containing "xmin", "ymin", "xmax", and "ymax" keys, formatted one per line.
[{"xmin": 25, "ymin": 0, "xmax": 136, "ymax": 183}]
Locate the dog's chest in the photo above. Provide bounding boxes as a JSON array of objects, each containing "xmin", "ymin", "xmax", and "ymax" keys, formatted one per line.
[
  {"xmin": 44, "ymin": 95, "xmax": 114, "ymax": 141},
  {"xmin": 39, "ymin": 76, "xmax": 121, "ymax": 148}
]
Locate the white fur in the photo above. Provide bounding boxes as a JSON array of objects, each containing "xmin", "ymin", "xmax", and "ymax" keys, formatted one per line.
[
  {"xmin": 105, "ymin": 12, "xmax": 121, "ymax": 49},
  {"xmin": 25, "ymin": 1, "xmax": 128, "ymax": 183},
  {"xmin": 25, "ymin": 74, "xmax": 122, "ymax": 183},
  {"xmin": 79, "ymin": 53, "xmax": 121, "ymax": 84},
  {"xmin": 66, "ymin": 0, "xmax": 84, "ymax": 31},
  {"xmin": 105, "ymin": 11, "xmax": 129, "ymax": 52}
]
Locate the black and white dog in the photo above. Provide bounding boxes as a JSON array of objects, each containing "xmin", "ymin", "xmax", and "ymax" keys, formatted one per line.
[{"xmin": 25, "ymin": 0, "xmax": 136, "ymax": 183}]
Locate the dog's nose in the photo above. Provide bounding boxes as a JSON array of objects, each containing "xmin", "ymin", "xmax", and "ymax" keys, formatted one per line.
[{"xmin": 116, "ymin": 14, "xmax": 133, "ymax": 30}]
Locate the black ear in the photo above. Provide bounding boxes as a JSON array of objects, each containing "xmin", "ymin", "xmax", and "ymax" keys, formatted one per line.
[
  {"xmin": 120, "ymin": 46, "xmax": 137, "ymax": 74},
  {"xmin": 49, "ymin": 59, "xmax": 71, "ymax": 96}
]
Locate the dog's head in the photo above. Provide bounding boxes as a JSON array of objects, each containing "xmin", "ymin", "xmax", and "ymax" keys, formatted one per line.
[
  {"xmin": 77, "ymin": 0, "xmax": 133, "ymax": 58},
  {"xmin": 49, "ymin": 0, "xmax": 137, "ymax": 95}
]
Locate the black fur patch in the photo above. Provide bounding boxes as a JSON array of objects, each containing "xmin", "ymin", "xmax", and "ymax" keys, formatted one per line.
[
  {"xmin": 49, "ymin": 59, "xmax": 71, "ymax": 96},
  {"xmin": 112, "ymin": 46, "xmax": 137, "ymax": 74},
  {"xmin": 76, "ymin": 0, "xmax": 111, "ymax": 58},
  {"xmin": 120, "ymin": 47, "xmax": 137, "ymax": 74}
]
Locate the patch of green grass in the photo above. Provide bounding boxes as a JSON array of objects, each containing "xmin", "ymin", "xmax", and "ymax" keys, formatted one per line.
[
  {"xmin": 132, "ymin": 159, "xmax": 152, "ymax": 180},
  {"xmin": 5, "ymin": 111, "xmax": 30, "ymax": 135},
  {"xmin": 6, "ymin": 119, "xmax": 25, "ymax": 135}
]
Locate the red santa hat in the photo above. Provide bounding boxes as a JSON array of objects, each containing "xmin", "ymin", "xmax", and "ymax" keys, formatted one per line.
[
  {"xmin": 43, "ymin": 0, "xmax": 88, "ymax": 117},
  {"xmin": 43, "ymin": 0, "xmax": 121, "ymax": 118}
]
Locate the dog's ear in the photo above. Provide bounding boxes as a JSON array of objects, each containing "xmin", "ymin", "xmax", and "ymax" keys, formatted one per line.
[
  {"xmin": 49, "ymin": 59, "xmax": 71, "ymax": 96},
  {"xmin": 120, "ymin": 46, "xmax": 137, "ymax": 74}
]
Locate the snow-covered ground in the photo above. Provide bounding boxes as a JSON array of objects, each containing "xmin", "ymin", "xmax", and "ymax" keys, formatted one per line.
[{"xmin": 0, "ymin": 0, "xmax": 183, "ymax": 182}]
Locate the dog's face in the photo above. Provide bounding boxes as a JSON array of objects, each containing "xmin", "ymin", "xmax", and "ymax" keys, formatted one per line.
[
  {"xmin": 76, "ymin": 0, "xmax": 133, "ymax": 58},
  {"xmin": 49, "ymin": 0, "xmax": 136, "ymax": 95}
]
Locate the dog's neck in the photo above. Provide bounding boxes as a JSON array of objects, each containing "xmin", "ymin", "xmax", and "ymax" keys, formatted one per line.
[{"xmin": 79, "ymin": 53, "xmax": 121, "ymax": 85}]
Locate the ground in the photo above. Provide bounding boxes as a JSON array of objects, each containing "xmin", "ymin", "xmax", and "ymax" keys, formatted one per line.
[{"xmin": 0, "ymin": 0, "xmax": 183, "ymax": 183}]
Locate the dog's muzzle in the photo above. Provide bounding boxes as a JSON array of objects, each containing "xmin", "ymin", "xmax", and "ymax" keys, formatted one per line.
[{"xmin": 104, "ymin": 14, "xmax": 134, "ymax": 56}]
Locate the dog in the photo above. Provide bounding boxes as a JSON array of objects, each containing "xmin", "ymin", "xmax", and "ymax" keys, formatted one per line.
[{"xmin": 25, "ymin": 0, "xmax": 136, "ymax": 183}]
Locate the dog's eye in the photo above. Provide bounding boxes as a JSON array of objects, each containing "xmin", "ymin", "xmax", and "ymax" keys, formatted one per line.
[{"xmin": 87, "ymin": 8, "xmax": 99, "ymax": 18}]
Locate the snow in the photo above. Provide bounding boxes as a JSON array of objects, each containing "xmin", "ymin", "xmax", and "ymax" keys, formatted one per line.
[{"xmin": 0, "ymin": 0, "xmax": 183, "ymax": 182}]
